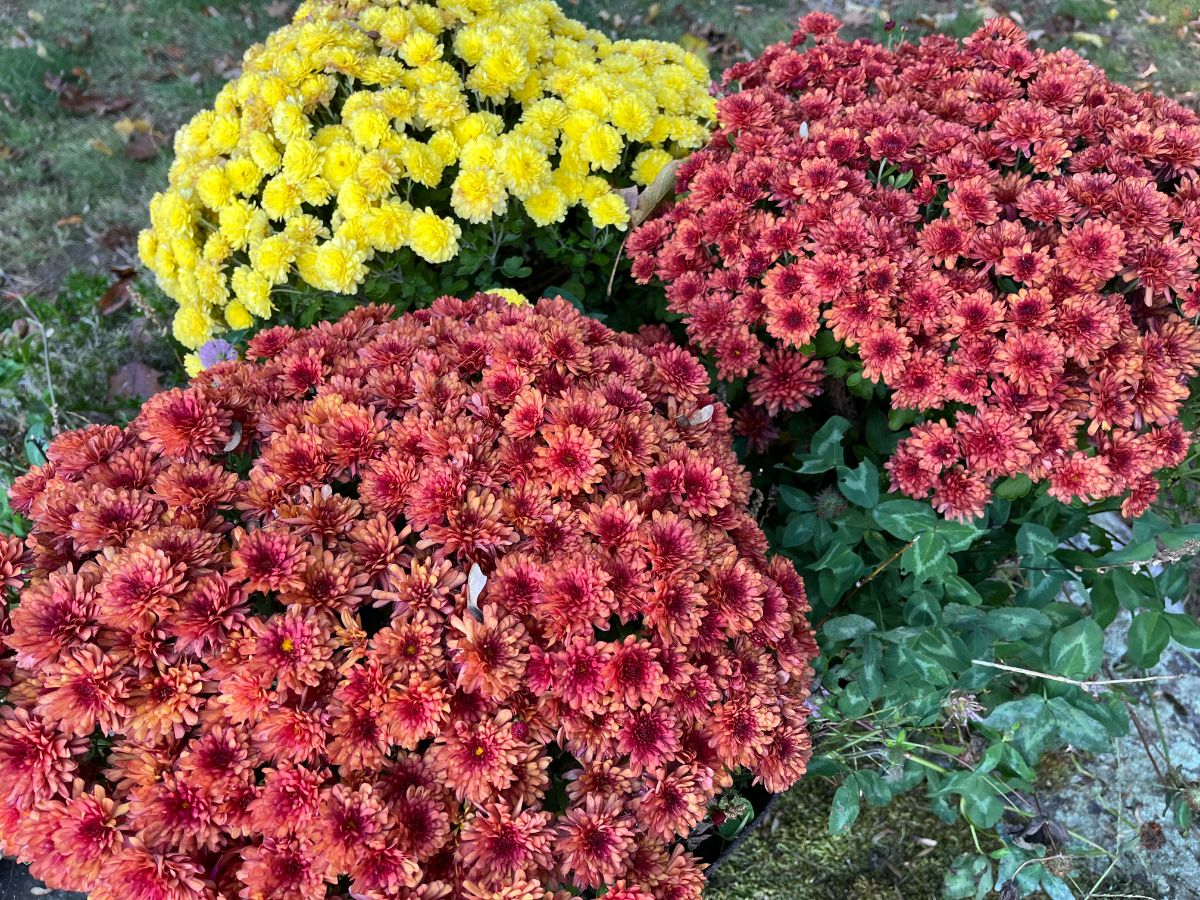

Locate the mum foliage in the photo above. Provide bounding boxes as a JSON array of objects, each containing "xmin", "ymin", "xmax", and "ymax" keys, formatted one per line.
[
  {"xmin": 0, "ymin": 295, "xmax": 815, "ymax": 899},
  {"xmin": 137, "ymin": 0, "xmax": 714, "ymax": 363},
  {"xmin": 628, "ymin": 13, "xmax": 1200, "ymax": 520}
]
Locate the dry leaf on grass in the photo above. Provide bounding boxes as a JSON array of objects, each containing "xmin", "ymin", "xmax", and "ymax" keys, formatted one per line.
[
  {"xmin": 109, "ymin": 362, "xmax": 162, "ymax": 400},
  {"xmin": 98, "ymin": 267, "xmax": 137, "ymax": 315},
  {"xmin": 43, "ymin": 70, "xmax": 133, "ymax": 116}
]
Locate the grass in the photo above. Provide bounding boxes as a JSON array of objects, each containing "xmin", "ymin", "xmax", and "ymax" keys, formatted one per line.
[{"xmin": 1, "ymin": 0, "xmax": 1199, "ymax": 896}]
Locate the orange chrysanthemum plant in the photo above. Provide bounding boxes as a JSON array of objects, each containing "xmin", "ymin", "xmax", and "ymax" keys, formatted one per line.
[
  {"xmin": 627, "ymin": 13, "xmax": 1200, "ymax": 521},
  {"xmin": 0, "ymin": 294, "xmax": 816, "ymax": 900}
]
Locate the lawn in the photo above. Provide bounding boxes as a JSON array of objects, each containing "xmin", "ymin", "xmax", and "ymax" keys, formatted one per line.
[{"xmin": 1, "ymin": 0, "xmax": 1198, "ymax": 895}]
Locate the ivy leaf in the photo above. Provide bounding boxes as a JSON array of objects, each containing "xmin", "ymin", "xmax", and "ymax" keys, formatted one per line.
[
  {"xmin": 837, "ymin": 460, "xmax": 879, "ymax": 508},
  {"xmin": 823, "ymin": 614, "xmax": 877, "ymax": 642},
  {"xmin": 995, "ymin": 474, "xmax": 1032, "ymax": 499},
  {"xmin": 1016, "ymin": 522, "xmax": 1058, "ymax": 561},
  {"xmin": 985, "ymin": 607, "xmax": 1052, "ymax": 639},
  {"xmin": 1126, "ymin": 610, "xmax": 1171, "ymax": 668},
  {"xmin": 828, "ymin": 780, "xmax": 861, "ymax": 835},
  {"xmin": 780, "ymin": 514, "xmax": 814, "ymax": 548},
  {"xmin": 1165, "ymin": 611, "xmax": 1200, "ymax": 649},
  {"xmin": 1048, "ymin": 619, "xmax": 1103, "ymax": 679},
  {"xmin": 796, "ymin": 416, "xmax": 850, "ymax": 473},
  {"xmin": 872, "ymin": 498, "xmax": 938, "ymax": 540},
  {"xmin": 777, "ymin": 485, "xmax": 813, "ymax": 512},
  {"xmin": 902, "ymin": 532, "xmax": 950, "ymax": 583},
  {"xmin": 943, "ymin": 853, "xmax": 991, "ymax": 900}
]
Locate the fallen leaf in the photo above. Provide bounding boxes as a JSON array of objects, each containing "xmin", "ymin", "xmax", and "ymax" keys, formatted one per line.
[
  {"xmin": 109, "ymin": 362, "xmax": 162, "ymax": 400},
  {"xmin": 43, "ymin": 70, "xmax": 133, "ymax": 116},
  {"xmin": 88, "ymin": 137, "xmax": 114, "ymax": 156},
  {"xmin": 266, "ymin": 0, "xmax": 291, "ymax": 17},
  {"xmin": 98, "ymin": 224, "xmax": 136, "ymax": 251},
  {"xmin": 113, "ymin": 116, "xmax": 151, "ymax": 138},
  {"xmin": 1071, "ymin": 31, "xmax": 1105, "ymax": 49},
  {"xmin": 98, "ymin": 267, "xmax": 136, "ymax": 314},
  {"xmin": 124, "ymin": 131, "xmax": 159, "ymax": 161},
  {"xmin": 632, "ymin": 158, "xmax": 680, "ymax": 227},
  {"xmin": 27, "ymin": 10, "xmax": 45, "ymax": 23},
  {"xmin": 54, "ymin": 214, "xmax": 83, "ymax": 227},
  {"xmin": 1141, "ymin": 62, "xmax": 1159, "ymax": 78}
]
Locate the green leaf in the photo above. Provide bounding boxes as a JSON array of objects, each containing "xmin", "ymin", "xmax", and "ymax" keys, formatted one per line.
[
  {"xmin": 1174, "ymin": 793, "xmax": 1193, "ymax": 833},
  {"xmin": 797, "ymin": 416, "xmax": 850, "ymax": 473},
  {"xmin": 828, "ymin": 780, "xmax": 861, "ymax": 835},
  {"xmin": 986, "ymin": 607, "xmax": 1052, "ymax": 638},
  {"xmin": 1016, "ymin": 522, "xmax": 1058, "ymax": 561},
  {"xmin": 1090, "ymin": 578, "xmax": 1119, "ymax": 628},
  {"xmin": 777, "ymin": 486, "xmax": 813, "ymax": 512},
  {"xmin": 936, "ymin": 519, "xmax": 986, "ymax": 552},
  {"xmin": 1165, "ymin": 611, "xmax": 1200, "ymax": 649},
  {"xmin": 872, "ymin": 498, "xmax": 938, "ymax": 540},
  {"xmin": 995, "ymin": 473, "xmax": 1032, "ymax": 500},
  {"xmin": 960, "ymin": 780, "xmax": 1004, "ymax": 828},
  {"xmin": 823, "ymin": 614, "xmax": 877, "ymax": 642},
  {"xmin": 837, "ymin": 460, "xmax": 880, "ymax": 508},
  {"xmin": 1127, "ymin": 610, "xmax": 1171, "ymax": 669},
  {"xmin": 902, "ymin": 532, "xmax": 950, "ymax": 583},
  {"xmin": 780, "ymin": 515, "xmax": 814, "ymax": 548},
  {"xmin": 943, "ymin": 853, "xmax": 991, "ymax": 900},
  {"xmin": 1049, "ymin": 619, "xmax": 1103, "ymax": 679}
]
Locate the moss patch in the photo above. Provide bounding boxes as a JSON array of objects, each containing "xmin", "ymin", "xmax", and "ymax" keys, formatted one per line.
[{"xmin": 705, "ymin": 780, "xmax": 975, "ymax": 899}]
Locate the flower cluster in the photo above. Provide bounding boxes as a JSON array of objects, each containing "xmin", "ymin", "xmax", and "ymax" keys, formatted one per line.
[
  {"xmin": 0, "ymin": 294, "xmax": 815, "ymax": 899},
  {"xmin": 138, "ymin": 0, "xmax": 715, "ymax": 360},
  {"xmin": 628, "ymin": 14, "xmax": 1200, "ymax": 520}
]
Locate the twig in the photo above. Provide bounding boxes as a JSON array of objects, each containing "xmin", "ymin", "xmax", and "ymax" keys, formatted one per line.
[
  {"xmin": 7, "ymin": 291, "xmax": 59, "ymax": 432},
  {"xmin": 970, "ymin": 659, "xmax": 1183, "ymax": 691}
]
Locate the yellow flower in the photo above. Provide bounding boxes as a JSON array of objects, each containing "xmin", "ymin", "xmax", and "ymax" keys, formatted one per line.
[
  {"xmin": 428, "ymin": 129, "xmax": 460, "ymax": 165},
  {"xmin": 523, "ymin": 186, "xmax": 568, "ymax": 226},
  {"xmin": 137, "ymin": 229, "xmax": 158, "ymax": 268},
  {"xmin": 408, "ymin": 208, "xmax": 461, "ymax": 263},
  {"xmin": 248, "ymin": 132, "xmax": 282, "ymax": 174},
  {"xmin": 173, "ymin": 303, "xmax": 216, "ymax": 350},
  {"xmin": 225, "ymin": 301, "xmax": 253, "ymax": 330},
  {"xmin": 485, "ymin": 287, "xmax": 529, "ymax": 306},
  {"xmin": 400, "ymin": 31, "xmax": 442, "ymax": 66},
  {"xmin": 261, "ymin": 175, "xmax": 304, "ymax": 220},
  {"xmin": 281, "ymin": 138, "xmax": 322, "ymax": 184},
  {"xmin": 631, "ymin": 147, "xmax": 673, "ymax": 186},
  {"xmin": 610, "ymin": 93, "xmax": 655, "ymax": 142},
  {"xmin": 315, "ymin": 236, "xmax": 370, "ymax": 294},
  {"xmin": 497, "ymin": 134, "xmax": 551, "ymax": 200},
  {"xmin": 322, "ymin": 141, "xmax": 360, "ymax": 189},
  {"xmin": 452, "ymin": 111, "xmax": 503, "ymax": 145},
  {"xmin": 451, "ymin": 168, "xmax": 506, "ymax": 223},
  {"xmin": 356, "ymin": 150, "xmax": 401, "ymax": 196},
  {"xmin": 417, "ymin": 81, "xmax": 469, "ymax": 129},
  {"xmin": 346, "ymin": 104, "xmax": 391, "ymax": 150},
  {"xmin": 271, "ymin": 101, "xmax": 310, "ymax": 142},
  {"xmin": 586, "ymin": 192, "xmax": 630, "ymax": 229},
  {"xmin": 232, "ymin": 266, "xmax": 274, "ymax": 317},
  {"xmin": 250, "ymin": 233, "xmax": 296, "ymax": 284},
  {"xmin": 579, "ymin": 124, "xmax": 622, "ymax": 172},
  {"xmin": 459, "ymin": 134, "xmax": 500, "ymax": 170},
  {"xmin": 196, "ymin": 166, "xmax": 233, "ymax": 210},
  {"xmin": 184, "ymin": 353, "xmax": 204, "ymax": 378},
  {"xmin": 226, "ymin": 157, "xmax": 264, "ymax": 196},
  {"xmin": 368, "ymin": 199, "xmax": 413, "ymax": 252},
  {"xmin": 400, "ymin": 141, "xmax": 446, "ymax": 187}
]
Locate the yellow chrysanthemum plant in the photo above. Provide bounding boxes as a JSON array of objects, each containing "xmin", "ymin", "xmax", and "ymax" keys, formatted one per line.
[{"xmin": 138, "ymin": 0, "xmax": 714, "ymax": 369}]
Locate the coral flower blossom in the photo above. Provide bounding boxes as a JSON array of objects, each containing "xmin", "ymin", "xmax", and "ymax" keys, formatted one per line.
[{"xmin": 0, "ymin": 297, "xmax": 815, "ymax": 897}]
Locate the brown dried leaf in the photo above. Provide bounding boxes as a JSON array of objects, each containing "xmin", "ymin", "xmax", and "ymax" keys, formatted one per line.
[
  {"xmin": 124, "ymin": 131, "xmax": 159, "ymax": 161},
  {"xmin": 632, "ymin": 158, "xmax": 681, "ymax": 227},
  {"xmin": 109, "ymin": 362, "xmax": 162, "ymax": 400},
  {"xmin": 54, "ymin": 214, "xmax": 83, "ymax": 227},
  {"xmin": 43, "ymin": 70, "xmax": 133, "ymax": 116},
  {"xmin": 98, "ymin": 268, "xmax": 136, "ymax": 315}
]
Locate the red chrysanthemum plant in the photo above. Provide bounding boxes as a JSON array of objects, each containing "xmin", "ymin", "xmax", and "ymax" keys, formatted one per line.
[
  {"xmin": 0, "ymin": 295, "xmax": 816, "ymax": 899},
  {"xmin": 627, "ymin": 13, "xmax": 1200, "ymax": 520}
]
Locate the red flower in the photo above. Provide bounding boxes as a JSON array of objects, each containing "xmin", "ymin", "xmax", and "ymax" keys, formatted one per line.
[{"xmin": 2, "ymin": 298, "xmax": 814, "ymax": 896}]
